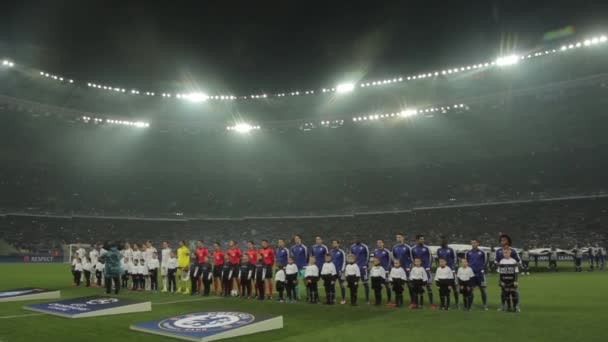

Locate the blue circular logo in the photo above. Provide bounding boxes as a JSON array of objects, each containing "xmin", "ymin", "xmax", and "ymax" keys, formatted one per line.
[{"xmin": 159, "ymin": 312, "xmax": 255, "ymax": 332}]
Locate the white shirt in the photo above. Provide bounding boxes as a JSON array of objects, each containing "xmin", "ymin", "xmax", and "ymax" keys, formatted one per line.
[
  {"xmin": 498, "ymin": 258, "xmax": 519, "ymax": 273},
  {"xmin": 304, "ymin": 265, "xmax": 319, "ymax": 277},
  {"xmin": 82, "ymin": 261, "xmax": 92, "ymax": 272},
  {"xmin": 147, "ymin": 258, "xmax": 160, "ymax": 270},
  {"xmin": 95, "ymin": 262, "xmax": 104, "ymax": 272},
  {"xmin": 345, "ymin": 263, "xmax": 361, "ymax": 277},
  {"xmin": 144, "ymin": 247, "xmax": 157, "ymax": 263},
  {"xmin": 275, "ymin": 269, "xmax": 286, "ymax": 282},
  {"xmin": 435, "ymin": 266, "xmax": 455, "ymax": 280},
  {"xmin": 72, "ymin": 258, "xmax": 78, "ymax": 266},
  {"xmin": 167, "ymin": 258, "xmax": 178, "ymax": 269},
  {"xmin": 369, "ymin": 265, "xmax": 386, "ymax": 279},
  {"xmin": 320, "ymin": 262, "xmax": 337, "ymax": 276},
  {"xmin": 389, "ymin": 267, "xmax": 407, "ymax": 281},
  {"xmin": 409, "ymin": 266, "xmax": 428, "ymax": 281},
  {"xmin": 457, "ymin": 266, "xmax": 475, "ymax": 281},
  {"xmin": 74, "ymin": 263, "xmax": 83, "ymax": 272},
  {"xmin": 285, "ymin": 263, "xmax": 298, "ymax": 275},
  {"xmin": 89, "ymin": 249, "xmax": 99, "ymax": 264},
  {"xmin": 161, "ymin": 248, "xmax": 172, "ymax": 267},
  {"xmin": 121, "ymin": 248, "xmax": 133, "ymax": 262},
  {"xmin": 132, "ymin": 250, "xmax": 142, "ymax": 261},
  {"xmin": 76, "ymin": 247, "xmax": 86, "ymax": 259}
]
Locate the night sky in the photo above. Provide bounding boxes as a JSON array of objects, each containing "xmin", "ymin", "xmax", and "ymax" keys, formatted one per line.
[{"xmin": 0, "ymin": 0, "xmax": 607, "ymax": 94}]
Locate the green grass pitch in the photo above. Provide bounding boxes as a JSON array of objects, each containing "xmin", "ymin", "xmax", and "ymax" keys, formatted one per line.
[{"xmin": 0, "ymin": 263, "xmax": 606, "ymax": 342}]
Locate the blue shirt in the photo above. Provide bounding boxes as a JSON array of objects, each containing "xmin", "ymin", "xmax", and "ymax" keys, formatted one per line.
[
  {"xmin": 392, "ymin": 243, "xmax": 413, "ymax": 270},
  {"xmin": 275, "ymin": 247, "xmax": 289, "ymax": 267},
  {"xmin": 330, "ymin": 248, "xmax": 346, "ymax": 273},
  {"xmin": 372, "ymin": 248, "xmax": 392, "ymax": 271},
  {"xmin": 495, "ymin": 248, "xmax": 520, "ymax": 264},
  {"xmin": 350, "ymin": 243, "xmax": 370, "ymax": 269},
  {"xmin": 290, "ymin": 244, "xmax": 308, "ymax": 270},
  {"xmin": 411, "ymin": 244, "xmax": 432, "ymax": 269},
  {"xmin": 437, "ymin": 246, "xmax": 457, "ymax": 270},
  {"xmin": 466, "ymin": 248, "xmax": 487, "ymax": 273},
  {"xmin": 311, "ymin": 244, "xmax": 329, "ymax": 270}
]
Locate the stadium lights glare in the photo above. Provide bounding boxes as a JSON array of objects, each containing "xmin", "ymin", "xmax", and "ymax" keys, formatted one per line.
[
  {"xmin": 336, "ymin": 83, "xmax": 355, "ymax": 94},
  {"xmin": 401, "ymin": 109, "xmax": 418, "ymax": 117},
  {"xmin": 227, "ymin": 123, "xmax": 261, "ymax": 133},
  {"xmin": 496, "ymin": 54, "xmax": 520, "ymax": 66},
  {"xmin": 183, "ymin": 92, "xmax": 209, "ymax": 103},
  {"xmin": 2, "ymin": 60, "xmax": 14, "ymax": 67}
]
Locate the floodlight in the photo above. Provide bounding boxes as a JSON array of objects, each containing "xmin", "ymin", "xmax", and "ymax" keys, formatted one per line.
[
  {"xmin": 336, "ymin": 83, "xmax": 355, "ymax": 93},
  {"xmin": 233, "ymin": 123, "xmax": 253, "ymax": 133},
  {"xmin": 496, "ymin": 54, "xmax": 519, "ymax": 66},
  {"xmin": 184, "ymin": 92, "xmax": 209, "ymax": 103},
  {"xmin": 401, "ymin": 109, "xmax": 417, "ymax": 117}
]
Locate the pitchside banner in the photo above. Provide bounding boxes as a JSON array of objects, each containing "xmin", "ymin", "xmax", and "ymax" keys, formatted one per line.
[
  {"xmin": 24, "ymin": 296, "xmax": 151, "ymax": 318},
  {"xmin": 0, "ymin": 288, "xmax": 60, "ymax": 303},
  {"xmin": 131, "ymin": 311, "xmax": 284, "ymax": 342}
]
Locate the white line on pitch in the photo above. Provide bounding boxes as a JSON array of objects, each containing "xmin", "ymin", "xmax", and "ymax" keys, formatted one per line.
[{"xmin": 0, "ymin": 313, "xmax": 45, "ymax": 319}]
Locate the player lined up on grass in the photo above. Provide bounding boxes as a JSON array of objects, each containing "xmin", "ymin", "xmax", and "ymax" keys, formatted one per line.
[
  {"xmin": 329, "ymin": 240, "xmax": 347, "ymax": 304},
  {"xmin": 466, "ymin": 239, "xmax": 488, "ymax": 310},
  {"xmin": 350, "ymin": 238, "xmax": 370, "ymax": 304},
  {"xmin": 437, "ymin": 237, "xmax": 459, "ymax": 307},
  {"xmin": 259, "ymin": 240, "xmax": 275, "ymax": 299},
  {"xmin": 411, "ymin": 234, "xmax": 435, "ymax": 310},
  {"xmin": 212, "ymin": 242, "xmax": 225, "ymax": 295},
  {"xmin": 371, "ymin": 240, "xmax": 393, "ymax": 305},
  {"xmin": 290, "ymin": 235, "xmax": 308, "ymax": 301}
]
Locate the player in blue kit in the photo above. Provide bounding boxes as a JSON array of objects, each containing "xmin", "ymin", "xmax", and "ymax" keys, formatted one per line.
[
  {"xmin": 372, "ymin": 239, "xmax": 393, "ymax": 305},
  {"xmin": 290, "ymin": 234, "xmax": 308, "ymax": 301},
  {"xmin": 495, "ymin": 234, "xmax": 521, "ymax": 264},
  {"xmin": 411, "ymin": 234, "xmax": 436, "ymax": 310},
  {"xmin": 350, "ymin": 239, "xmax": 370, "ymax": 304},
  {"xmin": 330, "ymin": 239, "xmax": 347, "ymax": 304},
  {"xmin": 392, "ymin": 233, "xmax": 413, "ymax": 303},
  {"xmin": 311, "ymin": 236, "xmax": 329, "ymax": 272},
  {"xmin": 436, "ymin": 237, "xmax": 459, "ymax": 308},
  {"xmin": 466, "ymin": 239, "xmax": 488, "ymax": 310},
  {"xmin": 275, "ymin": 239, "xmax": 290, "ymax": 268}
]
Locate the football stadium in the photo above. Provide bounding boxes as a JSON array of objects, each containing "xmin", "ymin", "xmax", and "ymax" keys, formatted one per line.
[{"xmin": 1, "ymin": 2, "xmax": 607, "ymax": 342}]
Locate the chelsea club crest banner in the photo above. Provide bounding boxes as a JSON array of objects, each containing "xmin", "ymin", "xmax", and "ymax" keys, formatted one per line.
[{"xmin": 130, "ymin": 311, "xmax": 283, "ymax": 342}]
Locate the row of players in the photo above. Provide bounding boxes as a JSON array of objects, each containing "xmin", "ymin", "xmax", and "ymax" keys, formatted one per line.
[{"xmin": 71, "ymin": 233, "xmax": 524, "ymax": 311}]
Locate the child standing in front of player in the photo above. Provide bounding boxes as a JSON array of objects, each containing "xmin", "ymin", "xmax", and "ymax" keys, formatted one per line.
[
  {"xmin": 253, "ymin": 255, "xmax": 266, "ymax": 300},
  {"xmin": 221, "ymin": 261, "xmax": 232, "ymax": 297},
  {"xmin": 457, "ymin": 258, "xmax": 475, "ymax": 311},
  {"xmin": 238, "ymin": 255, "xmax": 254, "ymax": 298},
  {"xmin": 82, "ymin": 256, "xmax": 93, "ymax": 287},
  {"xmin": 370, "ymin": 257, "xmax": 386, "ymax": 306},
  {"xmin": 409, "ymin": 257, "xmax": 429, "ymax": 309},
  {"xmin": 275, "ymin": 263, "xmax": 286, "ymax": 302},
  {"xmin": 121, "ymin": 256, "xmax": 131, "ymax": 289},
  {"xmin": 435, "ymin": 257, "xmax": 455, "ymax": 310},
  {"xmin": 304, "ymin": 256, "xmax": 320, "ymax": 303},
  {"xmin": 148, "ymin": 252, "xmax": 160, "ymax": 292},
  {"xmin": 200, "ymin": 255, "xmax": 213, "ymax": 296},
  {"xmin": 497, "ymin": 247, "xmax": 520, "ymax": 312},
  {"xmin": 285, "ymin": 257, "xmax": 299, "ymax": 302},
  {"xmin": 131, "ymin": 259, "xmax": 140, "ymax": 290},
  {"xmin": 139, "ymin": 259, "xmax": 148, "ymax": 291},
  {"xmin": 344, "ymin": 254, "xmax": 361, "ymax": 306},
  {"xmin": 95, "ymin": 257, "xmax": 105, "ymax": 287},
  {"xmin": 167, "ymin": 252, "xmax": 178, "ymax": 293},
  {"xmin": 73, "ymin": 257, "xmax": 83, "ymax": 286},
  {"xmin": 389, "ymin": 259, "xmax": 407, "ymax": 307},
  {"xmin": 320, "ymin": 254, "xmax": 337, "ymax": 305}
]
